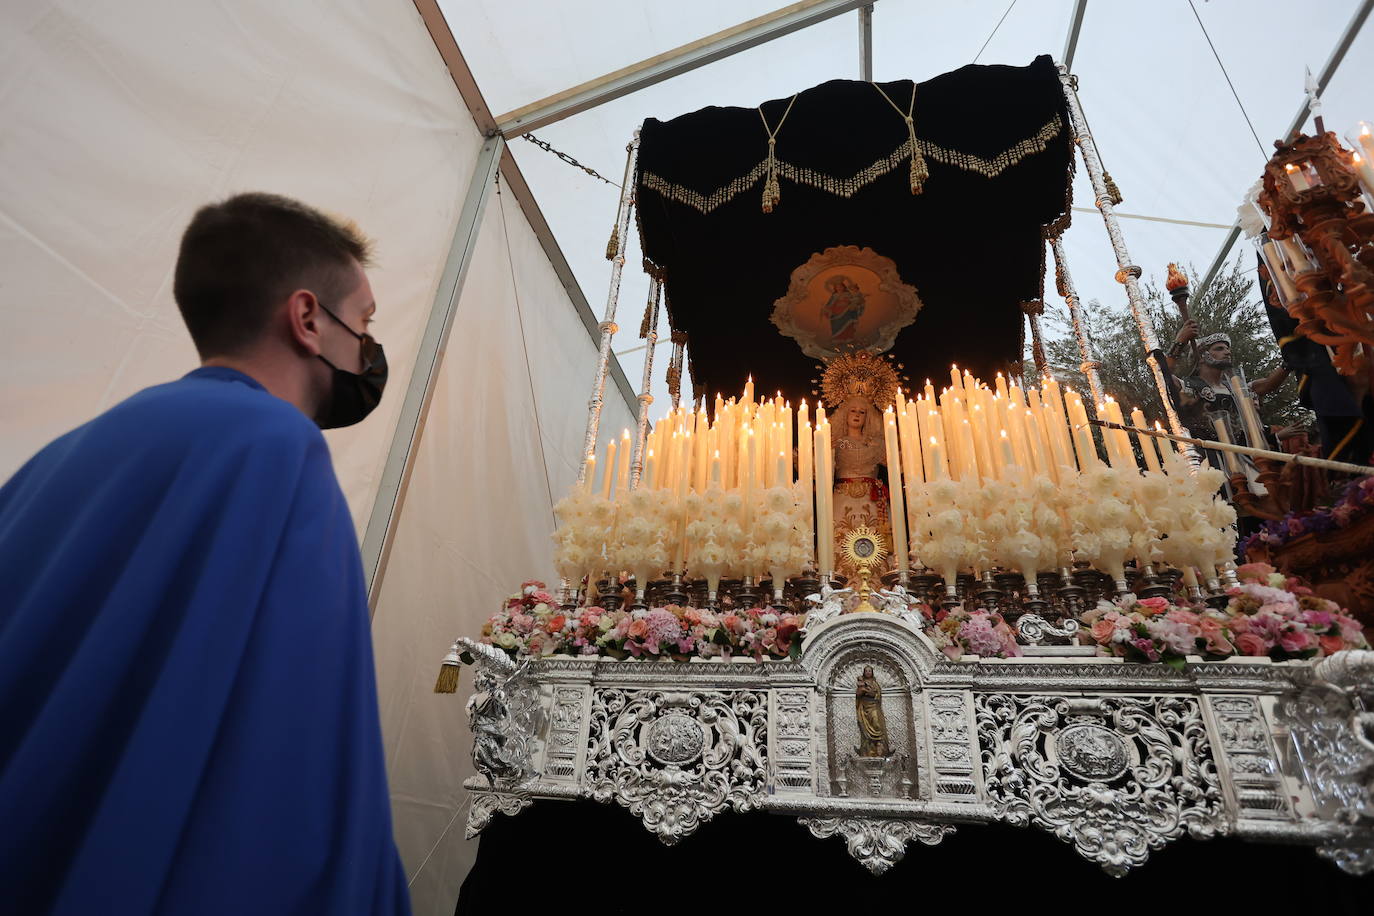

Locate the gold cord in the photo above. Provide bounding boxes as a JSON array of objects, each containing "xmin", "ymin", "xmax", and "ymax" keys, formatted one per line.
[
  {"xmin": 758, "ymin": 93, "xmax": 799, "ymax": 212},
  {"xmin": 871, "ymin": 81, "xmax": 927, "ymax": 194}
]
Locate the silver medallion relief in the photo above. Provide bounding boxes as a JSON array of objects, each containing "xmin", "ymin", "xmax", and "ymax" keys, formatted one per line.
[
  {"xmin": 1056, "ymin": 722, "xmax": 1130, "ymax": 782},
  {"xmin": 646, "ymin": 713, "xmax": 706, "ymax": 766}
]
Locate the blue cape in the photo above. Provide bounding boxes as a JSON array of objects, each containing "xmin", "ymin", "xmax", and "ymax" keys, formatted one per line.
[{"xmin": 0, "ymin": 367, "xmax": 410, "ymax": 915}]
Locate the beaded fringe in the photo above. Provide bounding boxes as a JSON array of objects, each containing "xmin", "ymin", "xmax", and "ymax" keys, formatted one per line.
[{"xmin": 643, "ymin": 114, "xmax": 1064, "ymax": 215}]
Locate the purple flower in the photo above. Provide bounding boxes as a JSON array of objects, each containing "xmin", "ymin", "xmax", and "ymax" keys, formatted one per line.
[
  {"xmin": 643, "ymin": 608, "xmax": 683, "ymax": 646},
  {"xmin": 1131, "ymin": 637, "xmax": 1161, "ymax": 662}
]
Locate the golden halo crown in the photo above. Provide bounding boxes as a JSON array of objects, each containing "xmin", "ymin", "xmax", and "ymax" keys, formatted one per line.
[{"xmin": 817, "ymin": 350, "xmax": 902, "ymax": 410}]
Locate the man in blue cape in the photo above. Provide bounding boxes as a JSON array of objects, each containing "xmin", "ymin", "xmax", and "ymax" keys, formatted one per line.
[{"xmin": 0, "ymin": 194, "xmax": 411, "ymax": 914}]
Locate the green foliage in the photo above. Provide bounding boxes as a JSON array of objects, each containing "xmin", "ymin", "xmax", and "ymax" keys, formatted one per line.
[{"xmin": 1034, "ymin": 260, "xmax": 1310, "ymax": 430}]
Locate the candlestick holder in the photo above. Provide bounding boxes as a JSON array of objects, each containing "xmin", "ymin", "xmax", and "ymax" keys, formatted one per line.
[
  {"xmin": 1056, "ymin": 567, "xmax": 1089, "ymax": 620},
  {"xmin": 595, "ymin": 577, "xmax": 624, "ymax": 613},
  {"xmin": 995, "ymin": 572, "xmax": 1025, "ymax": 615},
  {"xmin": 792, "ymin": 572, "xmax": 821, "ymax": 608},
  {"xmin": 661, "ymin": 573, "xmax": 689, "ymax": 607},
  {"xmin": 941, "ymin": 582, "xmax": 961, "ymax": 611},
  {"xmin": 736, "ymin": 576, "xmax": 763, "ymax": 610},
  {"xmin": 1136, "ymin": 565, "xmax": 1172, "ymax": 600},
  {"xmin": 975, "ymin": 572, "xmax": 1004, "ymax": 614},
  {"xmin": 1203, "ymin": 576, "xmax": 1228, "ymax": 610},
  {"xmin": 1073, "ymin": 565, "xmax": 1116, "ymax": 608},
  {"xmin": 688, "ymin": 577, "xmax": 709, "ymax": 608},
  {"xmin": 1157, "ymin": 566, "xmax": 1184, "ymax": 600},
  {"xmin": 718, "ymin": 578, "xmax": 741, "ymax": 608},
  {"xmin": 909, "ymin": 568, "xmax": 942, "ymax": 609}
]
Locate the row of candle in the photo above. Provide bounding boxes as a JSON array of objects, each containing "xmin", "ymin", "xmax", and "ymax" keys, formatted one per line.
[
  {"xmin": 558, "ymin": 367, "xmax": 1220, "ymax": 597},
  {"xmin": 582, "ymin": 384, "xmax": 810, "ymax": 502}
]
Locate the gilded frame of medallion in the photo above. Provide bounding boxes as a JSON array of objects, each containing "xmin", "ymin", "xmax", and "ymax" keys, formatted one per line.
[{"xmin": 770, "ymin": 245, "xmax": 922, "ymax": 359}]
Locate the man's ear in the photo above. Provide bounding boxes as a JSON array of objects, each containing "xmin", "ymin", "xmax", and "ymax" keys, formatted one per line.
[{"xmin": 285, "ymin": 289, "xmax": 323, "ymax": 356}]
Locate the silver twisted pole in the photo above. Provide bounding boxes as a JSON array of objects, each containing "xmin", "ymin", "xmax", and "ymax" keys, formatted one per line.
[
  {"xmin": 1057, "ymin": 65, "xmax": 1200, "ymax": 470},
  {"xmin": 577, "ymin": 130, "xmax": 641, "ymax": 486},
  {"xmin": 629, "ymin": 279, "xmax": 661, "ymax": 489},
  {"xmin": 668, "ymin": 337, "xmax": 685, "ymax": 411},
  {"xmin": 1049, "ymin": 237, "xmax": 1105, "ymax": 408},
  {"xmin": 1026, "ymin": 309, "xmax": 1048, "ymax": 378}
]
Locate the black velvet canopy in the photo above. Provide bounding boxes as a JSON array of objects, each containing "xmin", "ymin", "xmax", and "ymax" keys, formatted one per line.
[{"xmin": 635, "ymin": 54, "xmax": 1073, "ymax": 404}]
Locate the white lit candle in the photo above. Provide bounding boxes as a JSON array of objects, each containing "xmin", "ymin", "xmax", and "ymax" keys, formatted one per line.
[
  {"xmin": 582, "ymin": 452, "xmax": 596, "ymax": 492},
  {"xmin": 1284, "ymin": 161, "xmax": 1313, "ymax": 193},
  {"xmin": 884, "ymin": 409, "xmax": 908, "ymax": 575},
  {"xmin": 1131, "ymin": 407, "xmax": 1161, "ymax": 473},
  {"xmin": 929, "ymin": 435, "xmax": 945, "ymax": 480},
  {"xmin": 602, "ymin": 439, "xmax": 617, "ymax": 499},
  {"xmin": 1352, "ymin": 145, "xmax": 1374, "ymax": 196}
]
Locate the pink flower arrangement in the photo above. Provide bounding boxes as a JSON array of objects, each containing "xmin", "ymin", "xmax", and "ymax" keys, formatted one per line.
[
  {"xmin": 1081, "ymin": 564, "xmax": 1368, "ymax": 665},
  {"xmin": 926, "ymin": 605, "xmax": 1022, "ymax": 660},
  {"xmin": 482, "ymin": 583, "xmax": 807, "ymax": 661}
]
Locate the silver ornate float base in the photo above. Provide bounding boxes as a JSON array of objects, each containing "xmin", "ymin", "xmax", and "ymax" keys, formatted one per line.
[{"xmin": 454, "ymin": 618, "xmax": 1374, "ymax": 877}]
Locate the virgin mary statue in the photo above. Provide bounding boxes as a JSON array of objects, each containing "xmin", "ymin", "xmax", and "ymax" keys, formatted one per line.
[
  {"xmin": 820, "ymin": 351, "xmax": 899, "ymax": 583},
  {"xmin": 832, "ymin": 396, "xmax": 893, "ymax": 580}
]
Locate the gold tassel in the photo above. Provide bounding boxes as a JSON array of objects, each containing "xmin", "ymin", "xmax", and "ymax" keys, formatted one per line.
[
  {"xmin": 762, "ymin": 138, "xmax": 780, "ymax": 213},
  {"xmin": 1104, "ymin": 171, "xmax": 1123, "ymax": 205},
  {"xmin": 909, "ymin": 148, "xmax": 928, "ymax": 195},
  {"xmin": 605, "ymin": 226, "xmax": 619, "ymax": 260},
  {"xmin": 433, "ymin": 643, "xmax": 461, "ymax": 694}
]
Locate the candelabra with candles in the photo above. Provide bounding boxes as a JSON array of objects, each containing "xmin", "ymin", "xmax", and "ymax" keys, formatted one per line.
[
  {"xmin": 1252, "ymin": 127, "xmax": 1374, "ymax": 380},
  {"xmin": 552, "ymin": 359, "xmax": 1244, "ymax": 639}
]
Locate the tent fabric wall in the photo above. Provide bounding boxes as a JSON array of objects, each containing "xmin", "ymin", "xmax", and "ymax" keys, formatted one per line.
[
  {"xmin": 370, "ymin": 180, "xmax": 637, "ymax": 914},
  {"xmin": 0, "ymin": 0, "xmax": 481, "ymax": 536}
]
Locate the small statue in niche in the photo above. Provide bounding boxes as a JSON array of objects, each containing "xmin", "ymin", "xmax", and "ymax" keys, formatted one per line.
[{"xmin": 855, "ymin": 666, "xmax": 891, "ymax": 758}]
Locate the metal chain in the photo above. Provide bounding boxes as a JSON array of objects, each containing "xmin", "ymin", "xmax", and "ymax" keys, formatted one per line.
[{"xmin": 520, "ymin": 133, "xmax": 621, "ymax": 188}]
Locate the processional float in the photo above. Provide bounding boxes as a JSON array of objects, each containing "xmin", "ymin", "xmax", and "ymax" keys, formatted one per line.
[{"xmin": 439, "ymin": 56, "xmax": 1374, "ymax": 878}]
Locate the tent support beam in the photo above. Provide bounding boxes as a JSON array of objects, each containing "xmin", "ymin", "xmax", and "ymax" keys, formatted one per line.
[
  {"xmin": 363, "ymin": 135, "xmax": 504, "ymax": 614},
  {"xmin": 1061, "ymin": 0, "xmax": 1087, "ymax": 74},
  {"xmin": 1195, "ymin": 0, "xmax": 1373, "ymax": 301},
  {"xmin": 494, "ymin": 0, "xmax": 875, "ymax": 135},
  {"xmin": 413, "ymin": 0, "xmax": 635, "ymax": 408},
  {"xmin": 859, "ymin": 4, "xmax": 873, "ymax": 81}
]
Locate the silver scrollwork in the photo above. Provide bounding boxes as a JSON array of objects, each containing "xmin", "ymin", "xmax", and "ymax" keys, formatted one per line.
[
  {"xmin": 1016, "ymin": 613, "xmax": 1080, "ymax": 645},
  {"xmin": 800, "ymin": 817, "xmax": 955, "ymax": 875},
  {"xmin": 584, "ymin": 689, "xmax": 768, "ymax": 844},
  {"xmin": 465, "ymin": 791, "xmax": 533, "ymax": 839},
  {"xmin": 1280, "ymin": 650, "xmax": 1374, "ymax": 874},
  {"xmin": 977, "ymin": 694, "xmax": 1226, "ymax": 875}
]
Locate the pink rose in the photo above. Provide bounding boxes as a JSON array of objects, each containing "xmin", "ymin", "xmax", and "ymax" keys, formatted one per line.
[
  {"xmin": 1198, "ymin": 618, "xmax": 1234, "ymax": 655},
  {"xmin": 1234, "ymin": 632, "xmax": 1270, "ymax": 657},
  {"xmin": 1090, "ymin": 619, "xmax": 1116, "ymax": 644},
  {"xmin": 1279, "ymin": 629, "xmax": 1313, "ymax": 654},
  {"xmin": 1138, "ymin": 597, "xmax": 1170, "ymax": 614},
  {"xmin": 1235, "ymin": 562, "xmax": 1275, "ymax": 583},
  {"xmin": 1319, "ymin": 634, "xmax": 1346, "ymax": 656},
  {"xmin": 627, "ymin": 619, "xmax": 649, "ymax": 639},
  {"xmin": 1165, "ymin": 608, "xmax": 1201, "ymax": 626}
]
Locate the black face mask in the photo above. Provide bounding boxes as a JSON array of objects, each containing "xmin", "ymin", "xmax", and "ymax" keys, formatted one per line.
[{"xmin": 315, "ymin": 304, "xmax": 387, "ymax": 429}]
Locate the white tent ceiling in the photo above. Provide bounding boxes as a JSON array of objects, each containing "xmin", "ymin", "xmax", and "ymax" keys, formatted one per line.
[{"xmin": 441, "ymin": 0, "xmax": 1374, "ymax": 418}]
